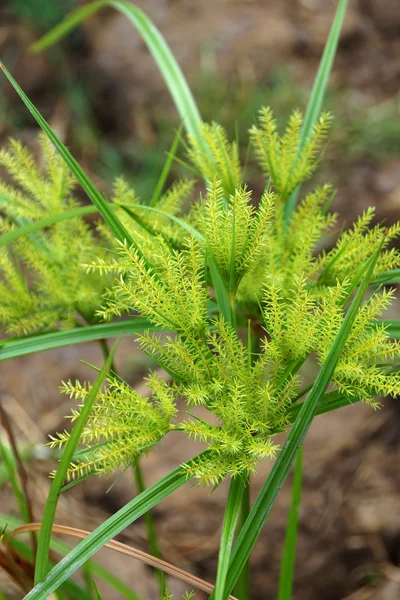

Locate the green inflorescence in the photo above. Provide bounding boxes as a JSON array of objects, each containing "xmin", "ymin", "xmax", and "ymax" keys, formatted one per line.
[{"xmin": 3, "ymin": 110, "xmax": 400, "ymax": 486}]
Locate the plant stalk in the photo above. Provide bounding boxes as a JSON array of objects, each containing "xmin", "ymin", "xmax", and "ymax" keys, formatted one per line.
[
  {"xmin": 98, "ymin": 336, "xmax": 165, "ymax": 595},
  {"xmin": 232, "ymin": 474, "xmax": 250, "ymax": 600},
  {"xmin": 133, "ymin": 462, "xmax": 166, "ymax": 596}
]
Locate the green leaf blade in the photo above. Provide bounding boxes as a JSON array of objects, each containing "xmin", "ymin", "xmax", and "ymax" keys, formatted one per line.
[
  {"xmin": 0, "ymin": 62, "xmax": 134, "ymax": 246},
  {"xmin": 34, "ymin": 341, "xmax": 120, "ymax": 584},
  {"xmin": 277, "ymin": 446, "xmax": 303, "ymax": 600},
  {"xmin": 284, "ymin": 0, "xmax": 349, "ymax": 222},
  {"xmin": 214, "ymin": 476, "xmax": 245, "ymax": 600},
  {"xmin": 215, "ymin": 241, "xmax": 382, "ymax": 599},
  {"xmin": 30, "ymin": 1, "xmax": 202, "ymax": 141},
  {"xmin": 0, "ymin": 319, "xmax": 157, "ymax": 361},
  {"xmin": 23, "ymin": 452, "xmax": 207, "ymax": 600}
]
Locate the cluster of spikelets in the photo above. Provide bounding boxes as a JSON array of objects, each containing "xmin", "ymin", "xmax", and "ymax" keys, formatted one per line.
[
  {"xmin": 0, "ymin": 135, "xmax": 108, "ymax": 333},
  {"xmin": 0, "ymin": 135, "xmax": 196, "ymax": 334},
  {"xmin": 51, "ymin": 372, "xmax": 177, "ymax": 480},
  {"xmin": 3, "ymin": 110, "xmax": 400, "ymax": 485}
]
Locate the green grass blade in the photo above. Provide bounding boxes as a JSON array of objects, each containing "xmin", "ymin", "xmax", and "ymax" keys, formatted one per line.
[
  {"xmin": 0, "ymin": 202, "xmax": 203, "ymax": 248},
  {"xmin": 287, "ymin": 390, "xmax": 360, "ymax": 423},
  {"xmin": 92, "ymin": 581, "xmax": 103, "ymax": 600},
  {"xmin": 0, "ymin": 514, "xmax": 142, "ymax": 600},
  {"xmin": 133, "ymin": 462, "xmax": 166, "ymax": 596},
  {"xmin": 284, "ymin": 0, "xmax": 349, "ymax": 222},
  {"xmin": 232, "ymin": 477, "xmax": 250, "ymax": 600},
  {"xmin": 11, "ymin": 535, "xmax": 94, "ymax": 600},
  {"xmin": 150, "ymin": 123, "xmax": 184, "ymax": 207},
  {"xmin": 86, "ymin": 561, "xmax": 141, "ymax": 600},
  {"xmin": 34, "ymin": 342, "xmax": 119, "ymax": 584},
  {"xmin": 215, "ymin": 241, "xmax": 382, "ymax": 598},
  {"xmin": 30, "ymin": 1, "xmax": 202, "ymax": 141},
  {"xmin": 371, "ymin": 269, "xmax": 400, "ymax": 285},
  {"xmin": 0, "ymin": 319, "xmax": 156, "ymax": 361},
  {"xmin": 0, "ymin": 205, "xmax": 98, "ymax": 248},
  {"xmin": 380, "ymin": 320, "xmax": 400, "ymax": 338},
  {"xmin": 0, "ymin": 532, "xmax": 106, "ymax": 600},
  {"xmin": 23, "ymin": 452, "xmax": 207, "ymax": 600},
  {"xmin": 277, "ymin": 446, "xmax": 303, "ymax": 600},
  {"xmin": 0, "ymin": 62, "xmax": 134, "ymax": 246},
  {"xmin": 301, "ymin": 0, "xmax": 349, "ymax": 144},
  {"xmin": 214, "ymin": 476, "xmax": 245, "ymax": 600},
  {"xmin": 207, "ymin": 253, "xmax": 232, "ymax": 324},
  {"xmin": 0, "ymin": 441, "xmax": 30, "ymax": 524}
]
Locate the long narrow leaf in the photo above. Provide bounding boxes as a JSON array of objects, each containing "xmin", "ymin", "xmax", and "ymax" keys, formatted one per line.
[
  {"xmin": 150, "ymin": 123, "xmax": 183, "ymax": 207},
  {"xmin": 0, "ymin": 205, "xmax": 98, "ymax": 248},
  {"xmin": 371, "ymin": 269, "xmax": 400, "ymax": 285},
  {"xmin": 284, "ymin": 0, "xmax": 349, "ymax": 221},
  {"xmin": 215, "ymin": 241, "xmax": 382, "ymax": 598},
  {"xmin": 287, "ymin": 390, "xmax": 360, "ymax": 423},
  {"xmin": 0, "ymin": 62, "xmax": 134, "ymax": 246},
  {"xmin": 0, "ymin": 203, "xmax": 203, "ymax": 248},
  {"xmin": 0, "ymin": 442, "xmax": 30, "ymax": 524},
  {"xmin": 10, "ymin": 534, "xmax": 94, "ymax": 600},
  {"xmin": 277, "ymin": 446, "xmax": 303, "ymax": 600},
  {"xmin": 0, "ymin": 319, "xmax": 156, "ymax": 361},
  {"xmin": 92, "ymin": 581, "xmax": 103, "ymax": 600},
  {"xmin": 208, "ymin": 253, "xmax": 232, "ymax": 324},
  {"xmin": 0, "ymin": 514, "xmax": 141, "ymax": 600},
  {"xmin": 214, "ymin": 477, "xmax": 245, "ymax": 600},
  {"xmin": 23, "ymin": 451, "xmax": 207, "ymax": 600},
  {"xmin": 34, "ymin": 342, "xmax": 119, "ymax": 584},
  {"xmin": 30, "ymin": 1, "xmax": 202, "ymax": 142},
  {"xmin": 301, "ymin": 0, "xmax": 349, "ymax": 143},
  {"xmin": 380, "ymin": 320, "xmax": 400, "ymax": 338}
]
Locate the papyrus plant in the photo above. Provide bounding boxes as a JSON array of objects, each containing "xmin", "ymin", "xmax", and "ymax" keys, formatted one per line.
[
  {"xmin": 39, "ymin": 113, "xmax": 400, "ymax": 487},
  {"xmin": 1, "ymin": 1, "xmax": 399, "ymax": 599}
]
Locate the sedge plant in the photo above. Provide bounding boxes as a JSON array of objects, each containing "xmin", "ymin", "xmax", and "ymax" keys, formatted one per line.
[{"xmin": 0, "ymin": 0, "xmax": 400, "ymax": 599}]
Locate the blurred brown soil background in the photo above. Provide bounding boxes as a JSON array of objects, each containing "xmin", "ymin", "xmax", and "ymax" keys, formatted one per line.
[{"xmin": 0, "ymin": 1, "xmax": 400, "ymax": 598}]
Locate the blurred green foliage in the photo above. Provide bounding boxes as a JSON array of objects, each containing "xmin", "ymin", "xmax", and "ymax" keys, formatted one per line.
[
  {"xmin": 3, "ymin": 3, "xmax": 400, "ymax": 200},
  {"xmin": 10, "ymin": 0, "xmax": 77, "ymax": 31}
]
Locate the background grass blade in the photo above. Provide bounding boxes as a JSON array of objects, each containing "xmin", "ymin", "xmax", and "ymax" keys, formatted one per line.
[
  {"xmin": 0, "ymin": 62, "xmax": 134, "ymax": 246},
  {"xmin": 0, "ymin": 515, "xmax": 141, "ymax": 600},
  {"xmin": 207, "ymin": 253, "xmax": 232, "ymax": 324},
  {"xmin": 380, "ymin": 320, "xmax": 400, "ymax": 337},
  {"xmin": 287, "ymin": 390, "xmax": 361, "ymax": 423},
  {"xmin": 213, "ymin": 242, "xmax": 382, "ymax": 599},
  {"xmin": 133, "ymin": 463, "xmax": 166, "ymax": 596},
  {"xmin": 371, "ymin": 269, "xmax": 400, "ymax": 285},
  {"xmin": 283, "ymin": 0, "xmax": 349, "ymax": 222},
  {"xmin": 214, "ymin": 476, "xmax": 245, "ymax": 600},
  {"xmin": 232, "ymin": 475, "xmax": 250, "ymax": 600},
  {"xmin": 0, "ymin": 205, "xmax": 98, "ymax": 248},
  {"xmin": 34, "ymin": 341, "xmax": 119, "ymax": 584},
  {"xmin": 30, "ymin": 1, "xmax": 202, "ymax": 142},
  {"xmin": 92, "ymin": 581, "xmax": 103, "ymax": 600},
  {"xmin": 0, "ymin": 319, "xmax": 156, "ymax": 361},
  {"xmin": 23, "ymin": 452, "xmax": 207, "ymax": 600},
  {"xmin": 0, "ymin": 203, "xmax": 203, "ymax": 249},
  {"xmin": 0, "ymin": 440, "xmax": 31, "ymax": 525},
  {"xmin": 150, "ymin": 123, "xmax": 183, "ymax": 207},
  {"xmin": 277, "ymin": 446, "xmax": 303, "ymax": 600}
]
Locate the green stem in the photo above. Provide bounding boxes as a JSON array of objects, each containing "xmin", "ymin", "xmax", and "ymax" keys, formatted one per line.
[
  {"xmin": 233, "ymin": 474, "xmax": 250, "ymax": 600},
  {"xmin": 97, "ymin": 336, "xmax": 165, "ymax": 595},
  {"xmin": 230, "ymin": 296, "xmax": 237, "ymax": 330},
  {"xmin": 133, "ymin": 462, "xmax": 166, "ymax": 596},
  {"xmin": 98, "ymin": 338, "xmax": 117, "ymax": 374},
  {"xmin": 277, "ymin": 446, "xmax": 303, "ymax": 600}
]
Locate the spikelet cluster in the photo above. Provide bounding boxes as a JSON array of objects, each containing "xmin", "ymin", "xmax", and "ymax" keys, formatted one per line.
[
  {"xmin": 0, "ymin": 135, "xmax": 108, "ymax": 333},
  {"xmin": 250, "ymin": 107, "xmax": 332, "ymax": 200},
  {"xmin": 50, "ymin": 372, "xmax": 177, "ymax": 480},
  {"xmin": 4, "ymin": 109, "xmax": 400, "ymax": 486}
]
